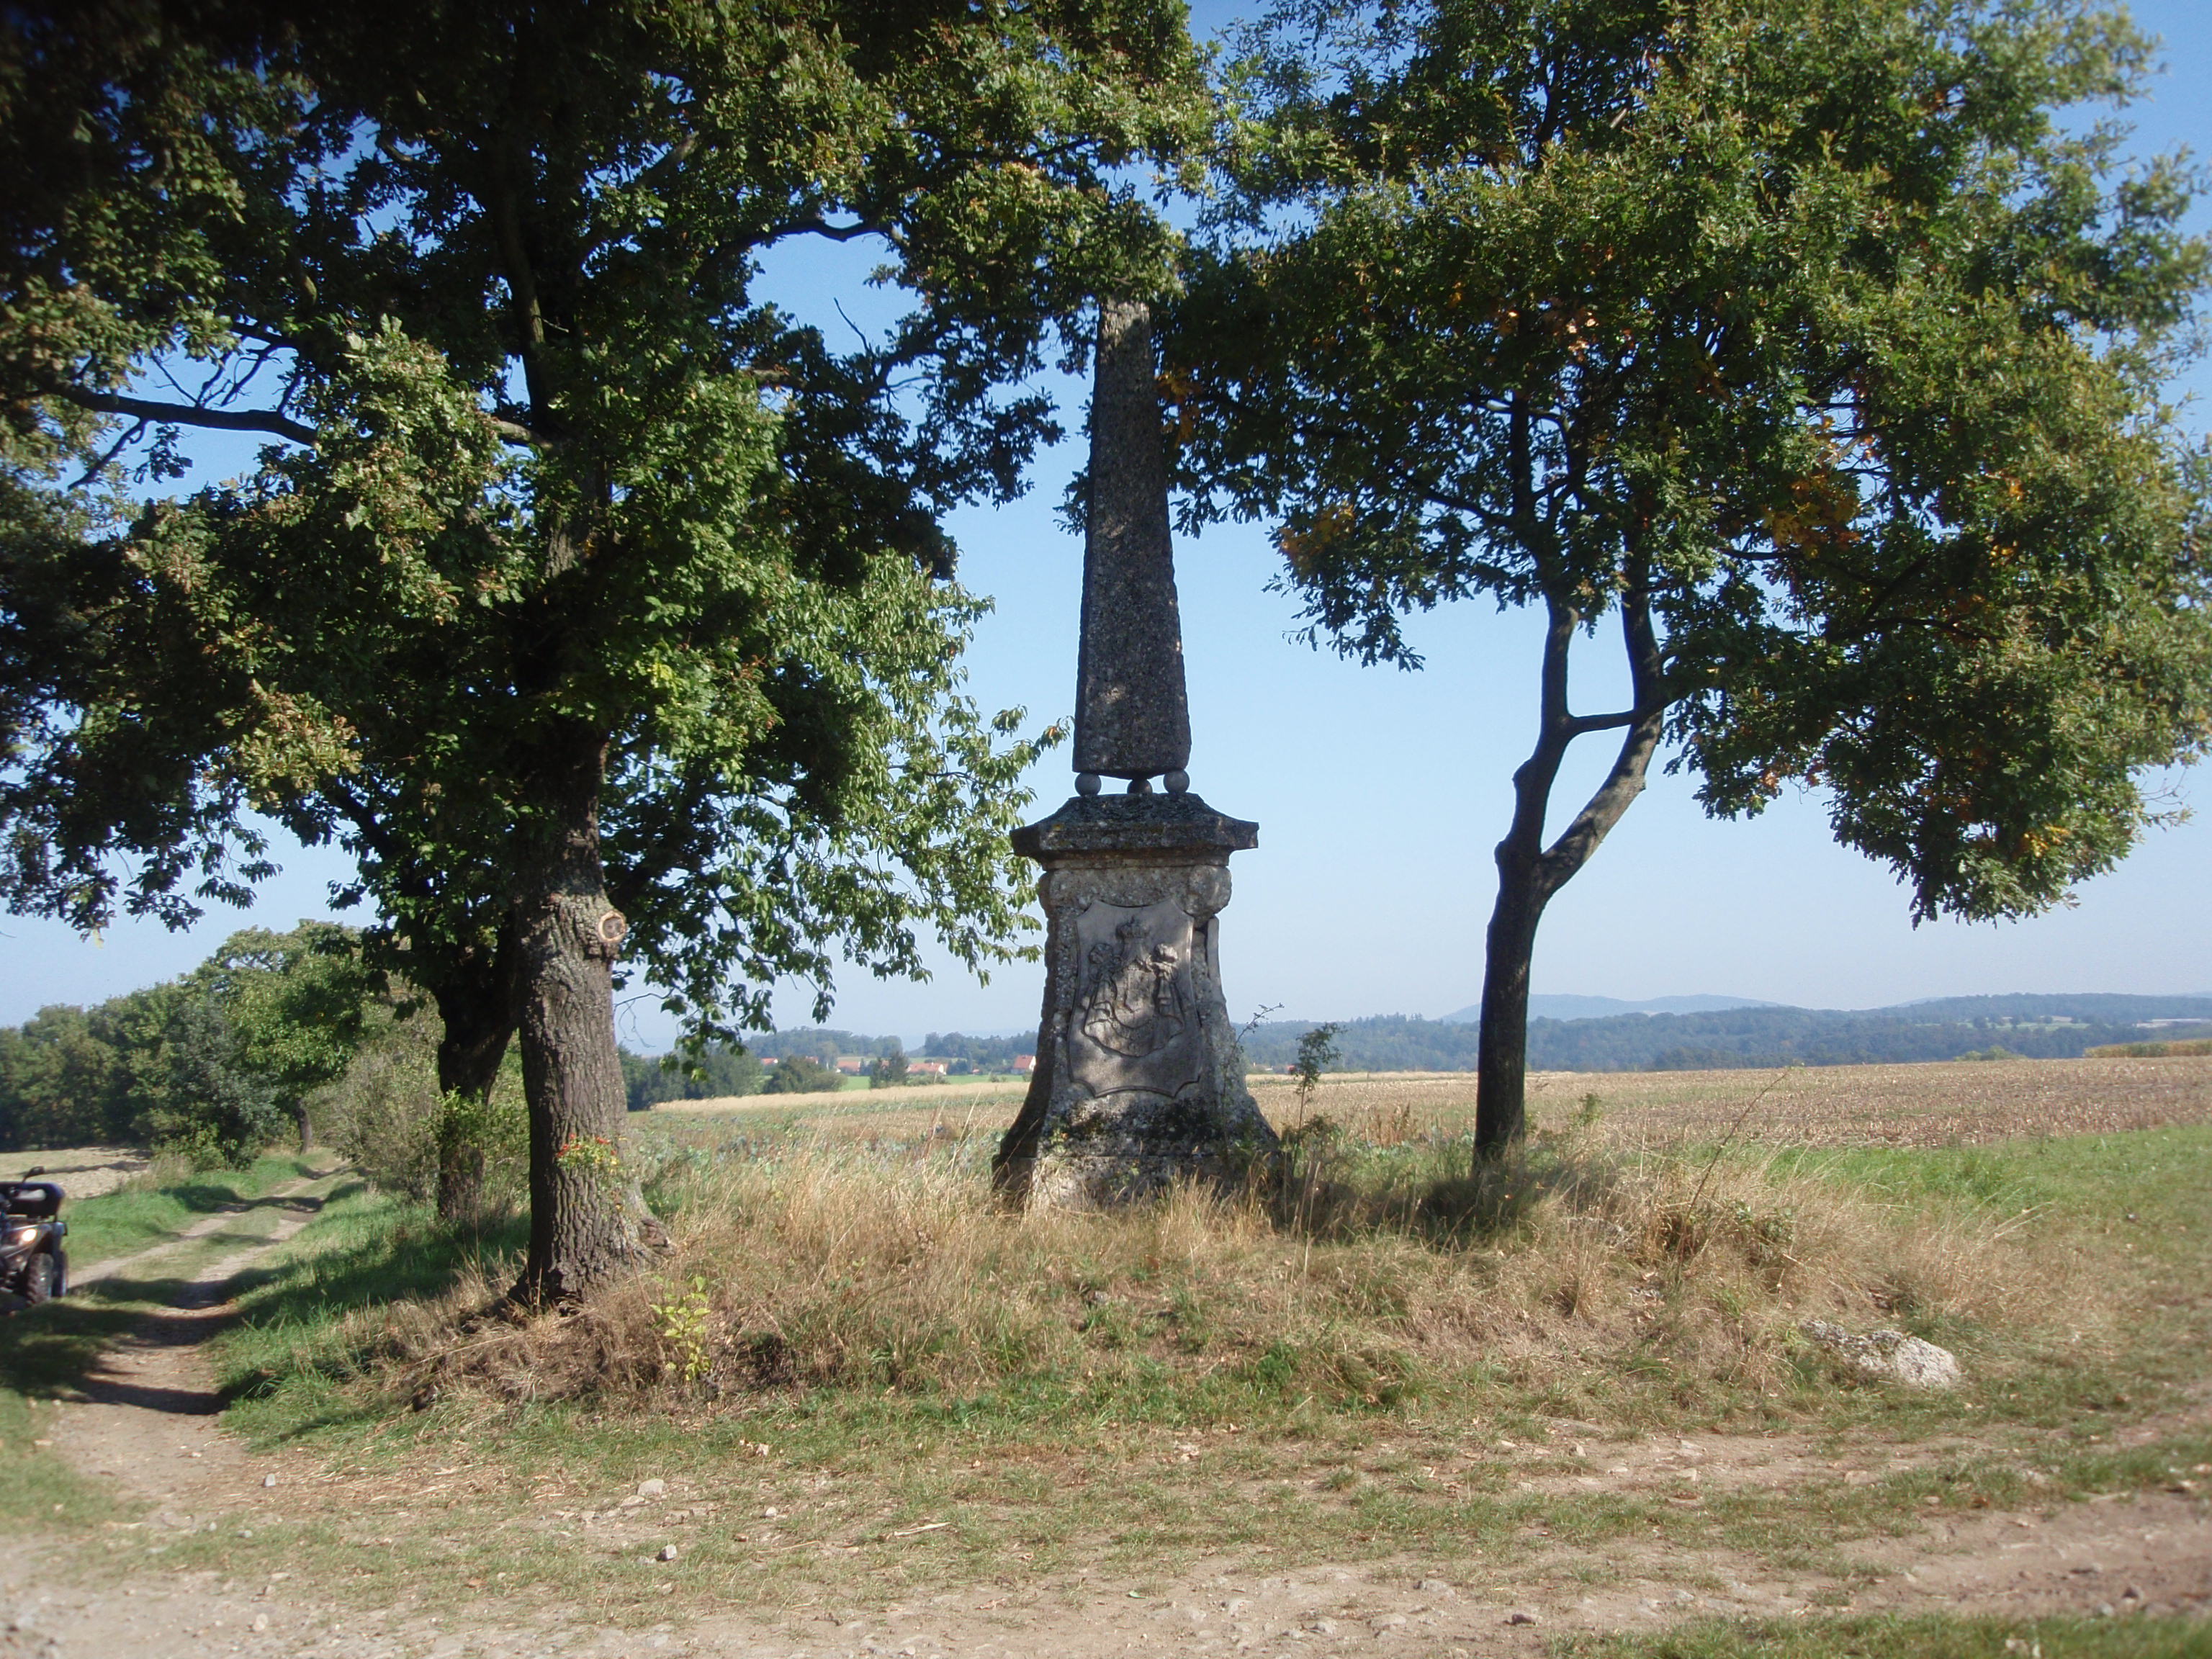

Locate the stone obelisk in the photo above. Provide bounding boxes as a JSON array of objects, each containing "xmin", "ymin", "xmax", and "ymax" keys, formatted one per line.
[{"xmin": 993, "ymin": 300, "xmax": 1280, "ymax": 1208}]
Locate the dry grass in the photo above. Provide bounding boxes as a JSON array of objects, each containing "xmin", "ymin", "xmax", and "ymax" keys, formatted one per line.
[
  {"xmin": 369, "ymin": 1115, "xmax": 2069, "ymax": 1427},
  {"xmin": 1251, "ymin": 1053, "xmax": 2212, "ymax": 1149},
  {"xmin": 650, "ymin": 1056, "xmax": 2212, "ymax": 1153}
]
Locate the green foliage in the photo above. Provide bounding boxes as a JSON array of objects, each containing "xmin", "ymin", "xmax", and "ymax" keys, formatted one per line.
[
  {"xmin": 761, "ymin": 1054, "xmax": 842, "ymax": 1095},
  {"xmin": 919, "ymin": 1030, "xmax": 1033, "ymax": 1074},
  {"xmin": 321, "ymin": 1002, "xmax": 526, "ymax": 1205},
  {"xmin": 203, "ymin": 923, "xmax": 374, "ymax": 1094},
  {"xmin": 0, "ymin": 921, "xmax": 370, "ymax": 1159},
  {"xmin": 142, "ymin": 991, "xmax": 296, "ymax": 1168},
  {"xmin": 652, "ymin": 1275, "xmax": 716, "ymax": 1390},
  {"xmin": 868, "ymin": 1049, "xmax": 911, "ymax": 1089},
  {"xmin": 1174, "ymin": 0, "xmax": 2212, "ymax": 922},
  {"xmin": 0, "ymin": 1003, "xmax": 125, "ymax": 1147},
  {"xmin": 0, "ymin": 0, "xmax": 1209, "ymax": 1046},
  {"xmin": 2087, "ymin": 1037, "xmax": 2212, "ymax": 1058},
  {"xmin": 620, "ymin": 1044, "xmax": 765, "ymax": 1112},
  {"xmin": 1292, "ymin": 1021, "xmax": 1341, "ymax": 1113}
]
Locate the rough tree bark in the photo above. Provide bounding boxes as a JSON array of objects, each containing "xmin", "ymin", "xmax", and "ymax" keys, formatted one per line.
[
  {"xmin": 1475, "ymin": 569, "xmax": 1668, "ymax": 1157},
  {"xmin": 508, "ymin": 717, "xmax": 653, "ymax": 1302}
]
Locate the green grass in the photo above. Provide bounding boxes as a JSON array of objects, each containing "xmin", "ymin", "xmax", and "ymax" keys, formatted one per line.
[
  {"xmin": 216, "ymin": 1180, "xmax": 523, "ymax": 1434},
  {"xmin": 60, "ymin": 1154, "xmax": 321, "ymax": 1270},
  {"xmin": 0, "ymin": 1155, "xmax": 343, "ymax": 1539}
]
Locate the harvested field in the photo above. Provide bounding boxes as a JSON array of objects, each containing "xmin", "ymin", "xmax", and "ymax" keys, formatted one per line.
[
  {"xmin": 651, "ymin": 1076, "xmax": 1026, "ymax": 1144},
  {"xmin": 0, "ymin": 1144, "xmax": 150, "ymax": 1199},
  {"xmin": 649, "ymin": 1055, "xmax": 2212, "ymax": 1151},
  {"xmin": 1405, "ymin": 1055, "xmax": 2212, "ymax": 1147}
]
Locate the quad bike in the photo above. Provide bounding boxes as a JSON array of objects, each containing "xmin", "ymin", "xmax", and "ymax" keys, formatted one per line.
[{"xmin": 0, "ymin": 1170, "xmax": 67, "ymax": 1306}]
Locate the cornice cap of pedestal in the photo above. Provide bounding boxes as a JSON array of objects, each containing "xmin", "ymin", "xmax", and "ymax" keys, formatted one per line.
[{"xmin": 1012, "ymin": 791, "xmax": 1259, "ymax": 860}]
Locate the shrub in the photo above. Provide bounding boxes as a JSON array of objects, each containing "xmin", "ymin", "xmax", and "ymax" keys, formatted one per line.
[{"xmin": 320, "ymin": 1008, "xmax": 524, "ymax": 1211}]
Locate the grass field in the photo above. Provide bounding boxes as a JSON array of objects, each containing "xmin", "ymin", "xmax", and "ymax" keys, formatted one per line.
[
  {"xmin": 8, "ymin": 1060, "xmax": 2209, "ymax": 1655},
  {"xmin": 135, "ymin": 1064, "xmax": 2205, "ymax": 1601}
]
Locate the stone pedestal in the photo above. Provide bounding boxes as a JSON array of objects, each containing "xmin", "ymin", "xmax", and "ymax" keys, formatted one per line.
[{"xmin": 993, "ymin": 792, "xmax": 1280, "ymax": 1208}]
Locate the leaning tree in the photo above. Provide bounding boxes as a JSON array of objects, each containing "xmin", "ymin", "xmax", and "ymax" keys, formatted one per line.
[
  {"xmin": 1170, "ymin": 0, "xmax": 2212, "ymax": 1151},
  {"xmin": 0, "ymin": 0, "xmax": 1207, "ymax": 1293}
]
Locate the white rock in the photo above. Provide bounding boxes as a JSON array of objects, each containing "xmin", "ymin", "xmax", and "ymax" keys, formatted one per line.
[
  {"xmin": 1800, "ymin": 1320, "xmax": 1961, "ymax": 1389},
  {"xmin": 636, "ymin": 1478, "xmax": 668, "ymax": 1499}
]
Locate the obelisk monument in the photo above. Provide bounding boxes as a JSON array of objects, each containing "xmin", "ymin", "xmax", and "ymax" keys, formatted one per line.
[{"xmin": 994, "ymin": 300, "xmax": 1280, "ymax": 1207}]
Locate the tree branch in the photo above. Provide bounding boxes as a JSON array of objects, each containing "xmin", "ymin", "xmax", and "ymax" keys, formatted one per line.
[
  {"xmin": 53, "ymin": 387, "xmax": 316, "ymax": 446},
  {"xmin": 1538, "ymin": 559, "xmax": 1671, "ymax": 896}
]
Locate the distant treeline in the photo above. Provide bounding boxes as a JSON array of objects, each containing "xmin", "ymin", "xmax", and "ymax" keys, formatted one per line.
[
  {"xmin": 0, "ymin": 922, "xmax": 374, "ymax": 1159},
  {"xmin": 1236, "ymin": 995, "xmax": 2212, "ymax": 1073},
  {"xmin": 619, "ymin": 1028, "xmax": 1035, "ymax": 1111}
]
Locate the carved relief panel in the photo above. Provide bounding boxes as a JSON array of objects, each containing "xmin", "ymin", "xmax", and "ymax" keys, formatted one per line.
[{"xmin": 1064, "ymin": 896, "xmax": 1203, "ymax": 1100}]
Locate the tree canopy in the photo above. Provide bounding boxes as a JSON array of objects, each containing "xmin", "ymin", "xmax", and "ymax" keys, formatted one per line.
[
  {"xmin": 1, "ymin": 0, "xmax": 1208, "ymax": 1290},
  {"xmin": 1170, "ymin": 0, "xmax": 2212, "ymax": 1148}
]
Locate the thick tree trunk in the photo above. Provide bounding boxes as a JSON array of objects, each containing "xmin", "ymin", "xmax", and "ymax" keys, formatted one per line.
[
  {"xmin": 508, "ymin": 719, "xmax": 652, "ymax": 1303},
  {"xmin": 1474, "ymin": 577, "xmax": 1668, "ymax": 1158},
  {"xmin": 433, "ymin": 961, "xmax": 513, "ymax": 1227},
  {"xmin": 296, "ymin": 1105, "xmax": 315, "ymax": 1154}
]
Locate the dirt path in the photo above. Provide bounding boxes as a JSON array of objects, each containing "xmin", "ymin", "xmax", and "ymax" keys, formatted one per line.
[
  {"xmin": 3, "ymin": 1187, "xmax": 2206, "ymax": 1658},
  {"xmin": 71, "ymin": 1172, "xmax": 328, "ymax": 1290}
]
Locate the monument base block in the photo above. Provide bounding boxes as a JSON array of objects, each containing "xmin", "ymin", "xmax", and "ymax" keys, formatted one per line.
[{"xmin": 994, "ymin": 792, "xmax": 1280, "ymax": 1208}]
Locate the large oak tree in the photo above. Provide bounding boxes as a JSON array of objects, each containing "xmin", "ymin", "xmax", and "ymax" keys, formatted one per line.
[
  {"xmin": 1, "ymin": 0, "xmax": 1205, "ymax": 1292},
  {"xmin": 1170, "ymin": 0, "xmax": 2212, "ymax": 1151}
]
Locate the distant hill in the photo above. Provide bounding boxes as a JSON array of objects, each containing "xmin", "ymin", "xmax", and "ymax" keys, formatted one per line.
[
  {"xmin": 1238, "ymin": 993, "xmax": 2212, "ymax": 1073},
  {"xmin": 1442, "ymin": 994, "xmax": 1779, "ymax": 1022}
]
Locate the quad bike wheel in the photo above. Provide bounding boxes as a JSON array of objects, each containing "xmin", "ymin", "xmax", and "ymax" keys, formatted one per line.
[{"xmin": 19, "ymin": 1251, "xmax": 53, "ymax": 1305}]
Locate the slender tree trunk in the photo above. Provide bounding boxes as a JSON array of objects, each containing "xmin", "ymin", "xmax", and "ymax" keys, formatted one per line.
[
  {"xmin": 1474, "ymin": 575, "xmax": 1669, "ymax": 1158},
  {"xmin": 508, "ymin": 718, "xmax": 652, "ymax": 1303},
  {"xmin": 433, "ymin": 958, "xmax": 513, "ymax": 1227},
  {"xmin": 1475, "ymin": 856, "xmax": 1546, "ymax": 1152},
  {"xmin": 296, "ymin": 1105, "xmax": 315, "ymax": 1154}
]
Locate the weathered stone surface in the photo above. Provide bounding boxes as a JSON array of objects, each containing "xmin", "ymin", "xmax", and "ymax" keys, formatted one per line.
[
  {"xmin": 1012, "ymin": 790, "xmax": 1256, "ymax": 860},
  {"xmin": 1800, "ymin": 1318, "xmax": 1961, "ymax": 1389},
  {"xmin": 1074, "ymin": 298, "xmax": 1190, "ymax": 783},
  {"xmin": 994, "ymin": 794, "xmax": 1277, "ymax": 1208}
]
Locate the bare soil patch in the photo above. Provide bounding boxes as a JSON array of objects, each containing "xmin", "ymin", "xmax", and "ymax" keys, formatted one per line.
[{"xmin": 0, "ymin": 1147, "xmax": 151, "ymax": 1202}]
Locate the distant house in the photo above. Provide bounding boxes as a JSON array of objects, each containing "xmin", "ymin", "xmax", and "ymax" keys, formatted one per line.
[
  {"xmin": 910, "ymin": 1061, "xmax": 949, "ymax": 1077},
  {"xmin": 835, "ymin": 1056, "xmax": 868, "ymax": 1075},
  {"xmin": 1012, "ymin": 1053, "xmax": 1035, "ymax": 1076}
]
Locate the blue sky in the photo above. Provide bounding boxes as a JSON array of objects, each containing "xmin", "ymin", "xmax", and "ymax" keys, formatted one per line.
[{"xmin": 4, "ymin": 1, "xmax": 2207, "ymax": 1047}]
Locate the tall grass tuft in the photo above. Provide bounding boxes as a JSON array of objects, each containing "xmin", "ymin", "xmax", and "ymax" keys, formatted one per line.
[{"xmin": 348, "ymin": 1117, "xmax": 2064, "ymax": 1422}]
